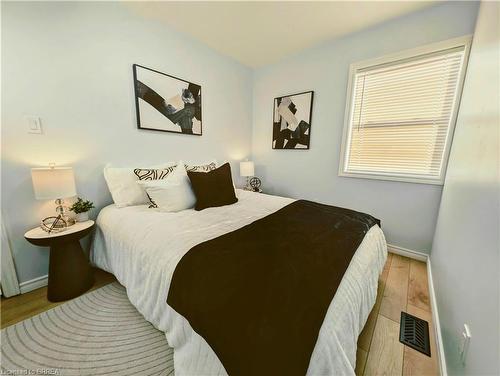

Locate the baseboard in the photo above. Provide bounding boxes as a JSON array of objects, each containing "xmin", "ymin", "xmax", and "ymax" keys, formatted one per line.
[
  {"xmin": 426, "ymin": 259, "xmax": 448, "ymax": 376},
  {"xmin": 19, "ymin": 274, "xmax": 48, "ymax": 294},
  {"xmin": 387, "ymin": 243, "xmax": 428, "ymax": 262}
]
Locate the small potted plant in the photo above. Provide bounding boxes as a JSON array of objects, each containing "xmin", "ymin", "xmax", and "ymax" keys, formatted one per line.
[{"xmin": 70, "ymin": 197, "xmax": 95, "ymax": 222}]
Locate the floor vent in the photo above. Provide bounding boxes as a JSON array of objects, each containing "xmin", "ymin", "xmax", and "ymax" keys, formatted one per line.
[{"xmin": 399, "ymin": 311, "xmax": 431, "ymax": 356}]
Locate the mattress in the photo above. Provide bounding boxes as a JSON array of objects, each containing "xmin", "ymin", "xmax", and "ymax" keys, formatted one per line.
[{"xmin": 91, "ymin": 189, "xmax": 387, "ymax": 375}]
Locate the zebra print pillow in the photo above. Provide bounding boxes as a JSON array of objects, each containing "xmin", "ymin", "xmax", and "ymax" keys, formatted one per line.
[
  {"xmin": 185, "ymin": 161, "xmax": 217, "ymax": 173},
  {"xmin": 134, "ymin": 166, "xmax": 177, "ymax": 208},
  {"xmin": 133, "ymin": 165, "xmax": 177, "ymax": 181}
]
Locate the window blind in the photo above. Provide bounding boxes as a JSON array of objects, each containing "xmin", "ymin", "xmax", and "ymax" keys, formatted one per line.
[{"xmin": 343, "ymin": 45, "xmax": 467, "ymax": 183}]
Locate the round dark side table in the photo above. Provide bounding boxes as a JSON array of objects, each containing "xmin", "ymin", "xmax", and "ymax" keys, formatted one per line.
[{"xmin": 24, "ymin": 220, "xmax": 95, "ymax": 302}]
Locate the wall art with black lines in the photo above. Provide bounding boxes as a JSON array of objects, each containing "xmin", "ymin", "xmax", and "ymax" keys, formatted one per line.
[{"xmin": 133, "ymin": 64, "xmax": 202, "ymax": 135}]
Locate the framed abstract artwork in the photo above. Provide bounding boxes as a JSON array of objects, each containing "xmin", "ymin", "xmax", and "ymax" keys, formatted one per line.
[
  {"xmin": 133, "ymin": 64, "xmax": 202, "ymax": 135},
  {"xmin": 272, "ymin": 91, "xmax": 313, "ymax": 149}
]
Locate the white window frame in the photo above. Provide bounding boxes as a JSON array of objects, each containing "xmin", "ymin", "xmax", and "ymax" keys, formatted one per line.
[{"xmin": 338, "ymin": 36, "xmax": 472, "ymax": 185}]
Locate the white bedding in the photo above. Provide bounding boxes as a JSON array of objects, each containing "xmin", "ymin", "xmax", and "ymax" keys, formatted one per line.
[{"xmin": 91, "ymin": 190, "xmax": 387, "ymax": 375}]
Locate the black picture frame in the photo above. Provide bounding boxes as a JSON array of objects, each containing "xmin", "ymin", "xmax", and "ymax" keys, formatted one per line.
[
  {"xmin": 272, "ymin": 90, "xmax": 313, "ymax": 149},
  {"xmin": 133, "ymin": 64, "xmax": 202, "ymax": 136}
]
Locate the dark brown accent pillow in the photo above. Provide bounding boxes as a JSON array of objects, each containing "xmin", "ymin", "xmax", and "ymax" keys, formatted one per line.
[{"xmin": 187, "ymin": 162, "xmax": 238, "ymax": 211}]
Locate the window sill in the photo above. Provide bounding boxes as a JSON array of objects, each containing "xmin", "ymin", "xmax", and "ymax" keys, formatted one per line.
[{"xmin": 338, "ymin": 171, "xmax": 445, "ymax": 186}]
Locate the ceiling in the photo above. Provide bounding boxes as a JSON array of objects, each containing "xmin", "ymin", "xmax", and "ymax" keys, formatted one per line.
[{"xmin": 127, "ymin": 1, "xmax": 438, "ymax": 68}]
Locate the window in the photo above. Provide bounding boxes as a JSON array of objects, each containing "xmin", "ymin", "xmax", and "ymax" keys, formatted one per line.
[{"xmin": 339, "ymin": 37, "xmax": 471, "ymax": 185}]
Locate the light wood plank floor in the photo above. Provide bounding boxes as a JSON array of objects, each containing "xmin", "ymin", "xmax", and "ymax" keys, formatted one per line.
[
  {"xmin": 1, "ymin": 254, "xmax": 438, "ymax": 375},
  {"xmin": 356, "ymin": 253, "xmax": 439, "ymax": 376},
  {"xmin": 1, "ymin": 268, "xmax": 116, "ymax": 329}
]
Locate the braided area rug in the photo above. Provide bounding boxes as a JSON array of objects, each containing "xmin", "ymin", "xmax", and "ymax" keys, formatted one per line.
[{"xmin": 1, "ymin": 282, "xmax": 174, "ymax": 375}]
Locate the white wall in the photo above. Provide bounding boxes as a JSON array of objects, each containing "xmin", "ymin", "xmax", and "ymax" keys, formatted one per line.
[
  {"xmin": 430, "ymin": 2, "xmax": 499, "ymax": 374},
  {"xmin": 252, "ymin": 2, "xmax": 479, "ymax": 252},
  {"xmin": 1, "ymin": 2, "xmax": 253, "ymax": 284}
]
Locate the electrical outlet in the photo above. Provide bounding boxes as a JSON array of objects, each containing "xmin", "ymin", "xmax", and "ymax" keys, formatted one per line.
[{"xmin": 459, "ymin": 324, "xmax": 471, "ymax": 364}]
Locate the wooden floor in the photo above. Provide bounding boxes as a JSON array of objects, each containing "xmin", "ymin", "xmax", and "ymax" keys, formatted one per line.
[
  {"xmin": 1, "ymin": 254, "xmax": 438, "ymax": 375},
  {"xmin": 356, "ymin": 253, "xmax": 439, "ymax": 376},
  {"xmin": 1, "ymin": 268, "xmax": 116, "ymax": 329}
]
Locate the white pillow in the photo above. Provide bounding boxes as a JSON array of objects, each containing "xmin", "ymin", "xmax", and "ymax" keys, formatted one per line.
[
  {"xmin": 103, "ymin": 162, "xmax": 175, "ymax": 208},
  {"xmin": 139, "ymin": 164, "xmax": 196, "ymax": 212}
]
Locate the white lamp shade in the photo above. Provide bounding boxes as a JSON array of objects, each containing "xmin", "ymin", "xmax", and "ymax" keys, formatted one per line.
[
  {"xmin": 240, "ymin": 161, "xmax": 255, "ymax": 177},
  {"xmin": 31, "ymin": 167, "xmax": 77, "ymax": 200}
]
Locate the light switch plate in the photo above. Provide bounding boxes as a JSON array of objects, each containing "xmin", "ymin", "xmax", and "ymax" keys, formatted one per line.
[{"xmin": 25, "ymin": 116, "xmax": 42, "ymax": 134}]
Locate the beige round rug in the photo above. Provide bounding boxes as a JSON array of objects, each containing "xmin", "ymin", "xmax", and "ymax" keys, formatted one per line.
[{"xmin": 1, "ymin": 282, "xmax": 174, "ymax": 375}]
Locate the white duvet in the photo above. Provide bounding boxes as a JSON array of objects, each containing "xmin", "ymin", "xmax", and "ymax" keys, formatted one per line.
[{"xmin": 91, "ymin": 190, "xmax": 387, "ymax": 375}]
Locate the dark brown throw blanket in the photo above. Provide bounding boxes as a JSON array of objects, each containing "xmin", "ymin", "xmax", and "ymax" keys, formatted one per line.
[{"xmin": 167, "ymin": 200, "xmax": 380, "ymax": 375}]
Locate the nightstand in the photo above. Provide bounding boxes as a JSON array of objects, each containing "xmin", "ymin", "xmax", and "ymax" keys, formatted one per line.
[{"xmin": 24, "ymin": 220, "xmax": 95, "ymax": 302}]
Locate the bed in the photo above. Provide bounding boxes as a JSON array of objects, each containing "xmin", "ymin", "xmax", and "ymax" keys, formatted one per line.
[{"xmin": 91, "ymin": 189, "xmax": 387, "ymax": 375}]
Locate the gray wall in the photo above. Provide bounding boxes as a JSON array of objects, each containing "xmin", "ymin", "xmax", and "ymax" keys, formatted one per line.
[
  {"xmin": 1, "ymin": 2, "xmax": 253, "ymax": 284},
  {"xmin": 430, "ymin": 2, "xmax": 499, "ymax": 374},
  {"xmin": 251, "ymin": 2, "xmax": 479, "ymax": 252}
]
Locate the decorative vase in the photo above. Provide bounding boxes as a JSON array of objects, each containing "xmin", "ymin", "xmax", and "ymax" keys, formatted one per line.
[{"xmin": 76, "ymin": 212, "xmax": 89, "ymax": 222}]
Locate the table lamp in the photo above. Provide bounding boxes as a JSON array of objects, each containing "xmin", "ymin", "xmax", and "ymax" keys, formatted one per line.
[
  {"xmin": 240, "ymin": 160, "xmax": 254, "ymax": 190},
  {"xmin": 31, "ymin": 165, "xmax": 77, "ymax": 231}
]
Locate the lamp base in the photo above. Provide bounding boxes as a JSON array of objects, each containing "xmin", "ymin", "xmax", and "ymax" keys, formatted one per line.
[
  {"xmin": 60, "ymin": 214, "xmax": 75, "ymax": 226},
  {"xmin": 244, "ymin": 176, "xmax": 252, "ymax": 191},
  {"xmin": 55, "ymin": 198, "xmax": 75, "ymax": 226}
]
